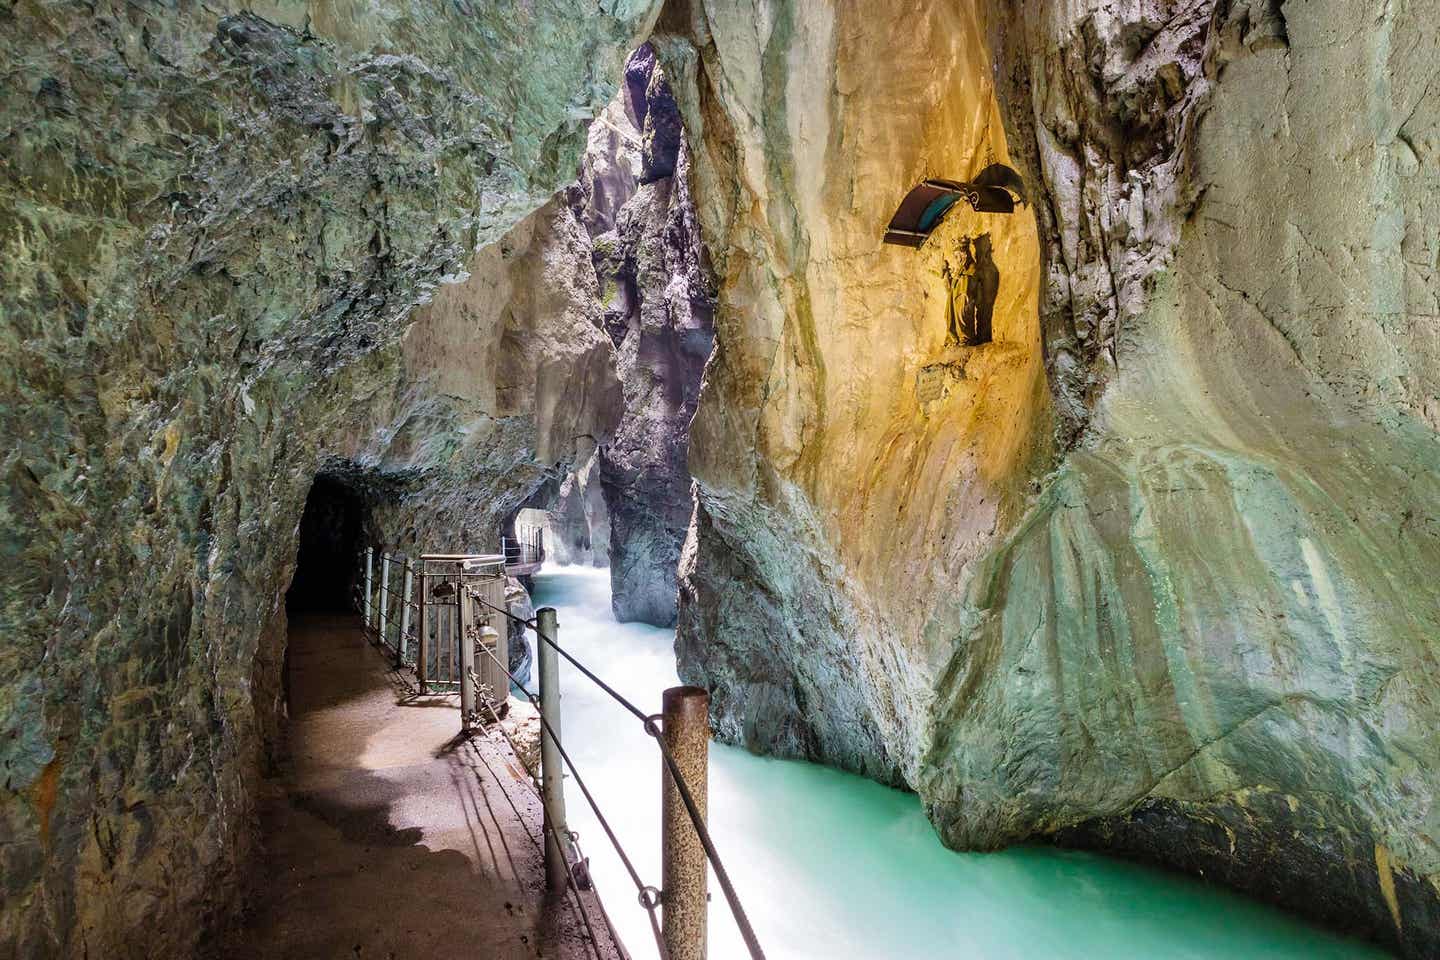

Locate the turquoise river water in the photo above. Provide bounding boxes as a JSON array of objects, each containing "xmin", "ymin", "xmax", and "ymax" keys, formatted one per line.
[{"xmin": 531, "ymin": 566, "xmax": 1386, "ymax": 960}]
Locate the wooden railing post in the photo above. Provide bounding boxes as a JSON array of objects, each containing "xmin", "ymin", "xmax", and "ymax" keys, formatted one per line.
[
  {"xmin": 537, "ymin": 606, "xmax": 569, "ymax": 892},
  {"xmin": 398, "ymin": 560, "xmax": 413, "ymax": 667},
  {"xmin": 662, "ymin": 685, "xmax": 710, "ymax": 960}
]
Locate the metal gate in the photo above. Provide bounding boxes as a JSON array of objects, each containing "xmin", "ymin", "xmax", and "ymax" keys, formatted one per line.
[{"xmin": 412, "ymin": 555, "xmax": 508, "ymax": 717}]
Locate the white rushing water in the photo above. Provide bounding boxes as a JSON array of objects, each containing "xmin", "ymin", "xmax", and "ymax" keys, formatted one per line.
[{"xmin": 532, "ymin": 566, "xmax": 1385, "ymax": 960}]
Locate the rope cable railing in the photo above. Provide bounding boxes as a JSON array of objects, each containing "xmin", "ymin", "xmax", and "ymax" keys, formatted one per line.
[
  {"xmin": 357, "ymin": 547, "xmax": 767, "ymax": 960},
  {"xmin": 469, "ymin": 594, "xmax": 641, "ymax": 720},
  {"xmin": 470, "ymin": 694, "xmax": 630, "ymax": 960},
  {"xmin": 470, "ymin": 638, "xmax": 670, "ymax": 960},
  {"xmin": 470, "ymin": 687, "xmax": 617, "ymax": 960},
  {"xmin": 361, "ymin": 554, "xmax": 420, "ymax": 657},
  {"xmin": 466, "ymin": 590, "xmax": 766, "ymax": 960},
  {"xmin": 359, "ymin": 551, "xmax": 611, "ymax": 958}
]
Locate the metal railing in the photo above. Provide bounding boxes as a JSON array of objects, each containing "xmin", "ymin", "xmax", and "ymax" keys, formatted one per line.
[
  {"xmin": 357, "ymin": 549, "xmax": 512, "ymax": 719},
  {"xmin": 351, "ymin": 544, "xmax": 765, "ymax": 960},
  {"xmin": 502, "ymin": 525, "xmax": 544, "ymax": 571}
]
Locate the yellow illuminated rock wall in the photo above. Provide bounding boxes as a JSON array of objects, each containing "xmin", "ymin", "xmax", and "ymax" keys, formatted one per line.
[{"xmin": 658, "ymin": 0, "xmax": 1050, "ymax": 781}]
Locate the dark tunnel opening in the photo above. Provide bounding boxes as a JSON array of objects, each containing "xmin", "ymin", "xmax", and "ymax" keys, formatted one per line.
[{"xmin": 286, "ymin": 475, "xmax": 367, "ymax": 613}]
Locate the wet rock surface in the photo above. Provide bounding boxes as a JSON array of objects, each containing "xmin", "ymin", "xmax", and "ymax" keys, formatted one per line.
[{"xmin": 594, "ymin": 109, "xmax": 715, "ymax": 624}]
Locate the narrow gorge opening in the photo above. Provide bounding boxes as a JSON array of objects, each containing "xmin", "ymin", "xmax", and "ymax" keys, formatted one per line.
[{"xmin": 518, "ymin": 41, "xmax": 715, "ymax": 629}]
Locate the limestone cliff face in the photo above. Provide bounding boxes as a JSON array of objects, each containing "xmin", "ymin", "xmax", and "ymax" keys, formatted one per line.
[
  {"xmin": 525, "ymin": 449, "xmax": 611, "ymax": 567},
  {"xmin": 657, "ymin": 0, "xmax": 1440, "ymax": 951},
  {"xmin": 333, "ymin": 191, "xmax": 625, "ymax": 694},
  {"xmin": 0, "ymin": 2, "xmax": 657, "ymax": 956},
  {"xmin": 349, "ymin": 192, "xmax": 624, "ymax": 553},
  {"xmin": 957, "ymin": 2, "xmax": 1440, "ymax": 949},
  {"xmin": 355, "ymin": 42, "xmax": 714, "ymax": 632}
]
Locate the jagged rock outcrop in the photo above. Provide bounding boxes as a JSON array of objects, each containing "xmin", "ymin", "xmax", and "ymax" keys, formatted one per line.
[
  {"xmin": 365, "ymin": 42, "xmax": 712, "ymax": 632},
  {"xmin": 596, "ymin": 158, "xmax": 716, "ymax": 624},
  {"xmin": 531, "ymin": 47, "xmax": 715, "ymax": 626},
  {"xmin": 505, "ymin": 576, "xmax": 538, "ymax": 689},
  {"xmin": 627, "ymin": 43, "xmax": 685, "ymax": 183},
  {"xmin": 346, "ymin": 188, "xmax": 627, "ymax": 693},
  {"xmin": 0, "ymin": 3, "xmax": 658, "ymax": 956},
  {"xmin": 489, "ymin": 48, "xmax": 713, "ymax": 628},
  {"xmin": 655, "ymin": 0, "xmax": 1440, "ymax": 952},
  {"xmin": 954, "ymin": 4, "xmax": 1440, "ymax": 949},
  {"xmin": 593, "ymin": 50, "xmax": 716, "ymax": 626},
  {"xmin": 351, "ymin": 189, "xmax": 625, "ymax": 552},
  {"xmin": 572, "ymin": 98, "xmax": 644, "ymax": 241},
  {"xmin": 658, "ymin": 0, "xmax": 1049, "ymax": 783}
]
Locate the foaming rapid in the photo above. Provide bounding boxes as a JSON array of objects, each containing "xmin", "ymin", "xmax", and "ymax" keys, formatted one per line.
[{"xmin": 532, "ymin": 566, "xmax": 1383, "ymax": 960}]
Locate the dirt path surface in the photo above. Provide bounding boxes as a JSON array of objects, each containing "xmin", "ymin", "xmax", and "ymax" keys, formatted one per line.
[{"xmin": 216, "ymin": 614, "xmax": 620, "ymax": 960}]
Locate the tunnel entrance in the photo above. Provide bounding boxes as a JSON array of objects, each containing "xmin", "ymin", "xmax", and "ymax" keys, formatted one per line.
[{"xmin": 286, "ymin": 475, "xmax": 366, "ymax": 613}]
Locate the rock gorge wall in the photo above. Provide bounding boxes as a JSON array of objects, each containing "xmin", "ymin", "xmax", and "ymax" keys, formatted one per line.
[
  {"xmin": 522, "ymin": 457, "xmax": 611, "ymax": 567},
  {"xmin": 525, "ymin": 47, "xmax": 716, "ymax": 626},
  {"xmin": 0, "ymin": 3, "xmax": 660, "ymax": 956},
  {"xmin": 656, "ymin": 0, "xmax": 1440, "ymax": 952},
  {"xmin": 347, "ymin": 190, "xmax": 624, "ymax": 555},
  {"xmin": 344, "ymin": 188, "xmax": 627, "ymax": 688},
  {"xmin": 658, "ymin": 0, "xmax": 1050, "ymax": 789},
  {"xmin": 959, "ymin": 1, "xmax": 1440, "ymax": 948},
  {"xmin": 595, "ymin": 47, "xmax": 717, "ymax": 626}
]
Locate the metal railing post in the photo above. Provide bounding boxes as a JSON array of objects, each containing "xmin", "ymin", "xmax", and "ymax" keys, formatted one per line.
[
  {"xmin": 662, "ymin": 686, "xmax": 710, "ymax": 960},
  {"xmin": 417, "ymin": 568, "xmax": 429, "ymax": 694},
  {"xmin": 364, "ymin": 547, "xmax": 374, "ymax": 627},
  {"xmin": 478, "ymin": 624, "xmax": 501, "ymax": 707},
  {"xmin": 398, "ymin": 560, "xmax": 413, "ymax": 666},
  {"xmin": 458, "ymin": 579, "xmax": 476, "ymax": 732},
  {"xmin": 537, "ymin": 606, "xmax": 569, "ymax": 892},
  {"xmin": 378, "ymin": 552, "xmax": 391, "ymax": 646}
]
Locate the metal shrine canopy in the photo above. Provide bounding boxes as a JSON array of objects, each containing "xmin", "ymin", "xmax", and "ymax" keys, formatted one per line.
[{"xmin": 883, "ymin": 162, "xmax": 1027, "ymax": 248}]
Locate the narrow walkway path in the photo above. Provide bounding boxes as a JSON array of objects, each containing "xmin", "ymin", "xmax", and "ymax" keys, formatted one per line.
[{"xmin": 220, "ymin": 613, "xmax": 616, "ymax": 960}]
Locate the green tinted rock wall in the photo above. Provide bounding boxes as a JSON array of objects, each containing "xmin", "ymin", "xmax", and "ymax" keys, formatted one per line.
[{"xmin": 0, "ymin": 2, "xmax": 655, "ymax": 954}]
